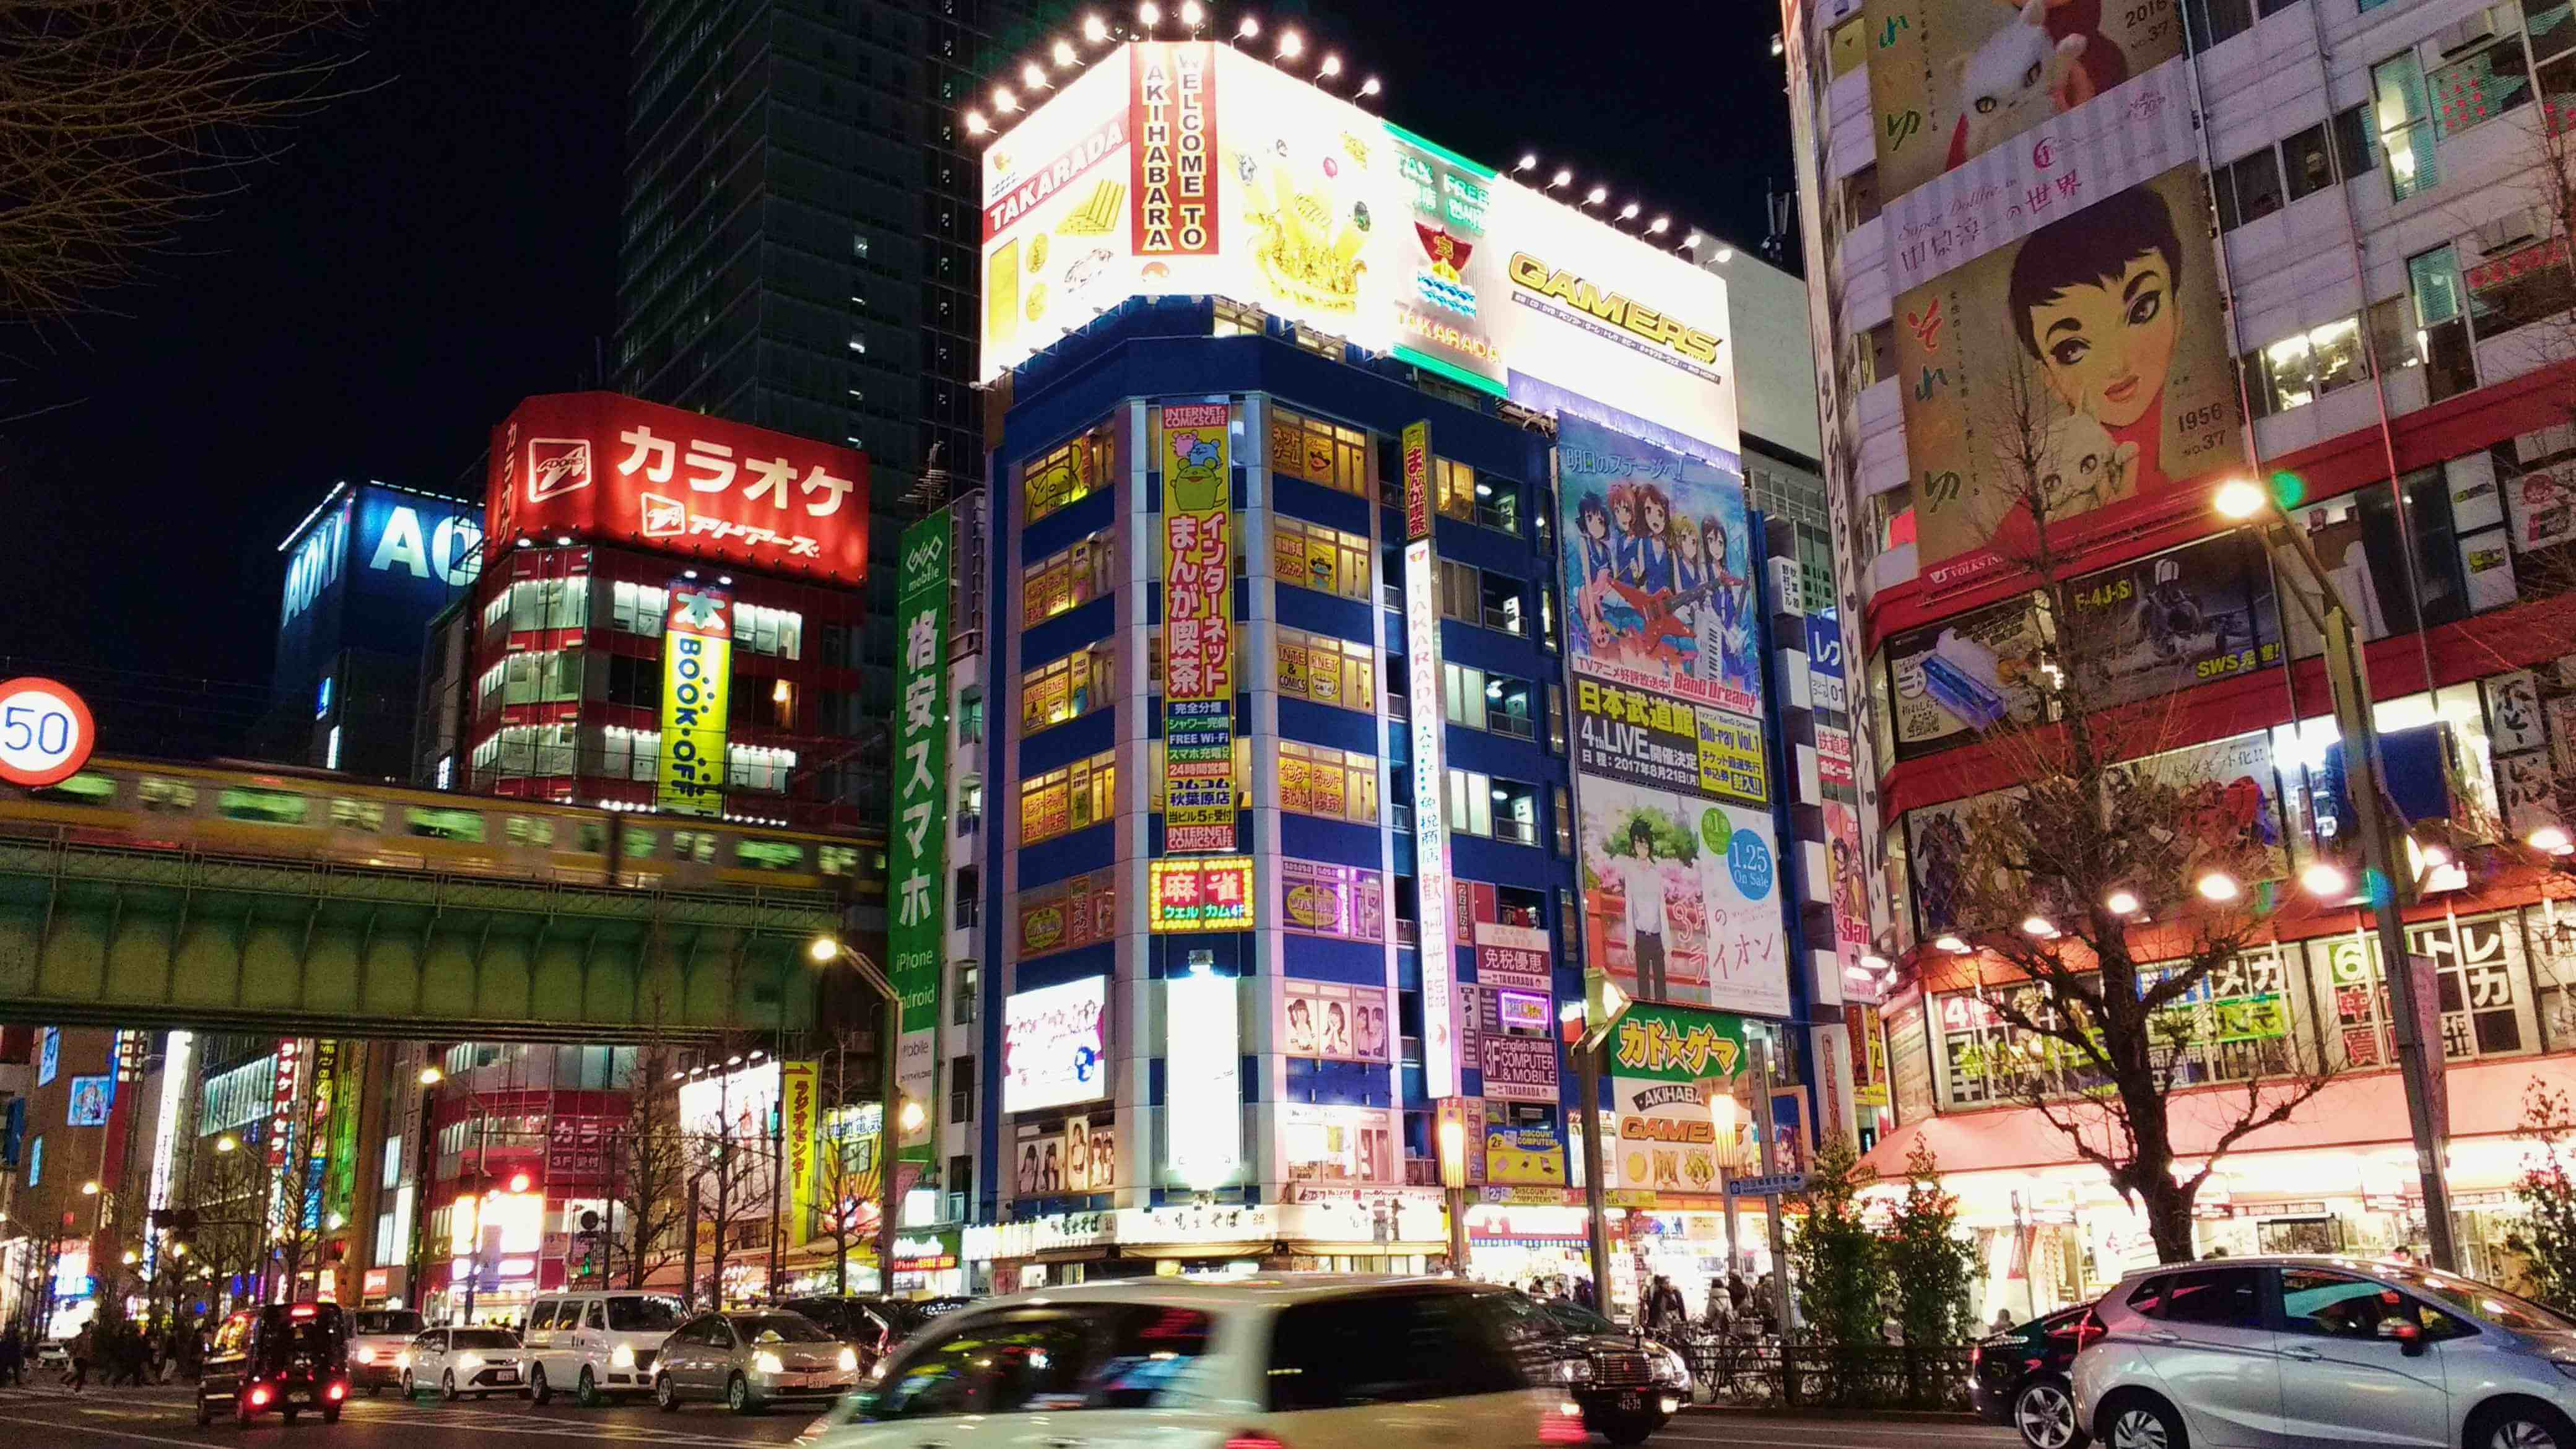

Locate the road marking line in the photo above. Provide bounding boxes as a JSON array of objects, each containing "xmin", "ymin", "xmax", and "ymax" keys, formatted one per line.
[{"xmin": 0, "ymin": 1412, "xmax": 220, "ymax": 1448}]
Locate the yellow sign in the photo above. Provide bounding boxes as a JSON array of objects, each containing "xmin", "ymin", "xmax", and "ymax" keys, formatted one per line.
[
  {"xmin": 781, "ymin": 1060, "xmax": 818, "ymax": 1246},
  {"xmin": 656, "ymin": 585, "xmax": 733, "ymax": 816}
]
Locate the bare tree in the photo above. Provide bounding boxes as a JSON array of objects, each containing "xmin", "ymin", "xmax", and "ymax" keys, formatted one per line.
[
  {"xmin": 176, "ymin": 1142, "xmax": 266, "ymax": 1312},
  {"xmin": 809, "ymin": 1030, "xmax": 884, "ymax": 1295},
  {"xmin": 602, "ymin": 1041, "xmax": 688, "ymax": 1292},
  {"xmin": 681, "ymin": 1067, "xmax": 775, "ymax": 1309},
  {"xmin": 0, "ymin": 0, "xmax": 370, "ymax": 319},
  {"xmin": 264, "ymin": 1144, "xmax": 331, "ymax": 1302},
  {"xmin": 1911, "ymin": 357, "xmax": 2337, "ymax": 1263}
]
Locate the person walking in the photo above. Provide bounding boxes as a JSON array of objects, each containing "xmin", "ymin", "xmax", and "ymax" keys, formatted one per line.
[
  {"xmin": 65, "ymin": 1323, "xmax": 92, "ymax": 1394},
  {"xmin": 0, "ymin": 1326, "xmax": 20, "ymax": 1387}
]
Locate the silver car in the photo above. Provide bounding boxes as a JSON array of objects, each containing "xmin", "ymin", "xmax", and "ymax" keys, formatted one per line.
[
  {"xmin": 651, "ymin": 1310, "xmax": 857, "ymax": 1415},
  {"xmin": 2073, "ymin": 1255, "xmax": 2576, "ymax": 1449}
]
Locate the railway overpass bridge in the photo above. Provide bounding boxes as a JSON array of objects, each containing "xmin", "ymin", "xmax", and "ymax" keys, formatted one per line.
[{"xmin": 0, "ymin": 835, "xmax": 842, "ymax": 1043}]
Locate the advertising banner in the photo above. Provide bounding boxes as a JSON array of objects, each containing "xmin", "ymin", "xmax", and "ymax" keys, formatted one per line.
[
  {"xmin": 1578, "ymin": 777, "xmax": 1789, "ymax": 1017},
  {"xmin": 1847, "ymin": 1003, "xmax": 1892, "ymax": 1108},
  {"xmin": 66, "ymin": 1076, "xmax": 112, "ymax": 1128},
  {"xmin": 1165, "ymin": 970, "xmax": 1242, "ymax": 1190},
  {"xmin": 1887, "ymin": 593, "xmax": 2047, "ymax": 759},
  {"xmin": 1861, "ymin": 0, "xmax": 2189, "ymax": 203},
  {"xmin": 781, "ymin": 1061, "xmax": 818, "ymax": 1245},
  {"xmin": 1573, "ymin": 678, "xmax": 1768, "ymax": 806},
  {"xmin": 1282, "ymin": 1103, "xmax": 1397, "ymax": 1185},
  {"xmin": 655, "ymin": 583, "xmax": 733, "ymax": 817},
  {"xmin": 1148, "ymin": 856, "xmax": 1255, "ymax": 931},
  {"xmin": 1282, "ymin": 980, "xmax": 1393, "ymax": 1063},
  {"xmin": 1479, "ymin": 1032, "xmax": 1562, "ymax": 1104},
  {"xmin": 1894, "ymin": 165, "xmax": 2242, "ymax": 569},
  {"xmin": 1161, "ymin": 402, "xmax": 1237, "ymax": 853},
  {"xmin": 1558, "ymin": 417, "xmax": 1762, "ymax": 718},
  {"xmin": 1406, "ymin": 534, "xmax": 1460, "ymax": 1097},
  {"xmin": 485, "ymin": 392, "xmax": 866, "ymax": 582},
  {"xmin": 2065, "ymin": 533, "xmax": 2282, "ymax": 707},
  {"xmin": 1806, "ymin": 614, "xmax": 1849, "ymax": 714},
  {"xmin": 1279, "ymin": 859, "xmax": 1385, "ymax": 941},
  {"xmin": 2110, "ymin": 731, "xmax": 2290, "ymax": 891},
  {"xmin": 1606, "ymin": 1003, "xmax": 1750, "ymax": 1194},
  {"xmin": 1482, "ymin": 1101, "xmax": 1567, "ymax": 1186},
  {"xmin": 1471, "ymin": 920, "xmax": 1553, "ymax": 994},
  {"xmin": 1907, "ymin": 786, "xmax": 2019, "ymax": 939},
  {"xmin": 1018, "ymin": 866, "xmax": 1119, "ymax": 959},
  {"xmin": 896, "ymin": 510, "xmax": 958, "ymax": 1046},
  {"xmin": 1002, "ymin": 977, "xmax": 1110, "ymax": 1113},
  {"xmin": 268, "ymin": 1038, "xmax": 305, "ymax": 1171},
  {"xmin": 980, "ymin": 46, "xmax": 1737, "ymax": 463},
  {"xmin": 1883, "ymin": 56, "xmax": 2199, "ymax": 293},
  {"xmin": 1824, "ymin": 801, "xmax": 1872, "ymax": 970}
]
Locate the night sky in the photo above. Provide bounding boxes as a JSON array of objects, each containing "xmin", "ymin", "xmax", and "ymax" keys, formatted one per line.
[{"xmin": 0, "ymin": 1, "xmax": 1792, "ymax": 726}]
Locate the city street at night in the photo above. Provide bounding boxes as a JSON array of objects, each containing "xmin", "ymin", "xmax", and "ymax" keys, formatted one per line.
[{"xmin": 0, "ymin": 1386, "xmax": 2017, "ymax": 1449}]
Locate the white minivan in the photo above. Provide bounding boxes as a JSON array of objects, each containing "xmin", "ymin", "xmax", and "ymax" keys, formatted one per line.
[
  {"xmin": 516, "ymin": 1290, "xmax": 687, "ymax": 1406},
  {"xmin": 804, "ymin": 1275, "xmax": 1575, "ymax": 1449}
]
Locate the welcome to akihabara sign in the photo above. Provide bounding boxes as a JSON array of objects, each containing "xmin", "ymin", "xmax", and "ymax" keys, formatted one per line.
[{"xmin": 486, "ymin": 391, "xmax": 869, "ymax": 583}]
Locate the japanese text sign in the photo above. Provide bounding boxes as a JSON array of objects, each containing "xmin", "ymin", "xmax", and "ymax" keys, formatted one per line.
[{"xmin": 1149, "ymin": 856, "xmax": 1255, "ymax": 933}]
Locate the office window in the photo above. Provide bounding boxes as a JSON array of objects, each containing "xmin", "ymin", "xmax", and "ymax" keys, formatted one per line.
[
  {"xmin": 1273, "ymin": 515, "xmax": 1372, "ymax": 601},
  {"xmin": 1546, "ymin": 683, "xmax": 1568, "ymax": 753},
  {"xmin": 611, "ymin": 581, "xmax": 668, "ymax": 637},
  {"xmin": 949, "ymin": 1056, "xmax": 975, "ymax": 1124},
  {"xmin": 1277, "ymin": 741, "xmax": 1381, "ymax": 824},
  {"xmin": 1435, "ymin": 561, "xmax": 1526, "ymax": 635},
  {"xmin": 2431, "ymin": 32, "xmax": 2532, "ymax": 138},
  {"xmin": 1214, "ymin": 298, "xmax": 1264, "ymax": 337},
  {"xmin": 959, "ymin": 687, "xmax": 984, "ymax": 744},
  {"xmin": 1442, "ymin": 663, "xmax": 1534, "ymax": 739},
  {"xmin": 2468, "ymin": 236, "xmax": 2576, "ymax": 338},
  {"xmin": 2215, "ymin": 147, "xmax": 2284, "ymax": 230},
  {"xmin": 954, "ymin": 866, "xmax": 980, "ymax": 929},
  {"xmin": 2185, "ymin": 0, "xmax": 2252, "ymax": 50},
  {"xmin": 2242, "ymin": 315, "xmax": 2367, "ymax": 418},
  {"xmin": 2374, "ymin": 51, "xmax": 2439, "ymax": 200},
  {"xmin": 1447, "ymin": 770, "xmax": 1540, "ymax": 845},
  {"xmin": 1276, "ymin": 627, "xmax": 1376, "ymax": 711},
  {"xmin": 726, "ymin": 745, "xmax": 796, "ymax": 793},
  {"xmin": 1269, "ymin": 407, "xmax": 1370, "ymax": 497},
  {"xmin": 1553, "ymin": 785, "xmax": 1574, "ymax": 856},
  {"xmin": 1024, "ymin": 421, "xmax": 1115, "ymax": 524},
  {"xmin": 2280, "ymin": 122, "xmax": 2336, "ymax": 204},
  {"xmin": 1022, "ymin": 533, "xmax": 1116, "ymax": 627},
  {"xmin": 1020, "ymin": 749, "xmax": 1117, "ymax": 846},
  {"xmin": 954, "ymin": 962, "xmax": 979, "ymax": 1025},
  {"xmin": 1021, "ymin": 645, "xmax": 1115, "ymax": 734}
]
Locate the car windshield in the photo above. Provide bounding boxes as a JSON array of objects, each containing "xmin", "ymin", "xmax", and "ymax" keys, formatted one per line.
[
  {"xmin": 352, "ymin": 1311, "xmax": 423, "ymax": 1336},
  {"xmin": 2385, "ymin": 1266, "xmax": 2576, "ymax": 1333},
  {"xmin": 732, "ymin": 1315, "xmax": 838, "ymax": 1344},
  {"xmin": 604, "ymin": 1297, "xmax": 684, "ymax": 1332},
  {"xmin": 1541, "ymin": 1300, "xmax": 1617, "ymax": 1335},
  {"xmin": 450, "ymin": 1329, "xmax": 519, "ymax": 1349}
]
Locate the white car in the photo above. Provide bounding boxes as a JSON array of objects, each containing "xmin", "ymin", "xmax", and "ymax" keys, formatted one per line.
[
  {"xmin": 800, "ymin": 1275, "xmax": 1578, "ymax": 1449},
  {"xmin": 517, "ymin": 1290, "xmax": 687, "ymax": 1405},
  {"xmin": 346, "ymin": 1308, "xmax": 424, "ymax": 1395},
  {"xmin": 2073, "ymin": 1255, "xmax": 2576, "ymax": 1449},
  {"xmin": 399, "ymin": 1326, "xmax": 528, "ymax": 1401}
]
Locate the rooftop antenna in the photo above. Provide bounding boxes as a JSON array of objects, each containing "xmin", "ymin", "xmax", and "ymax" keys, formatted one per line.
[{"xmin": 907, "ymin": 440, "xmax": 955, "ymax": 513}]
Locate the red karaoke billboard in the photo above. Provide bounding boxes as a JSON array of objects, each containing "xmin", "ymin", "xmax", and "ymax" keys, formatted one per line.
[{"xmin": 486, "ymin": 392, "xmax": 869, "ymax": 583}]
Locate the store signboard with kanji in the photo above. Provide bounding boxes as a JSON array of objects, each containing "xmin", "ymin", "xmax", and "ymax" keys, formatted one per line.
[
  {"xmin": 890, "ymin": 511, "xmax": 953, "ymax": 1164},
  {"xmin": 1149, "ymin": 857, "xmax": 1255, "ymax": 932},
  {"xmin": 1161, "ymin": 402, "xmax": 1237, "ymax": 852}
]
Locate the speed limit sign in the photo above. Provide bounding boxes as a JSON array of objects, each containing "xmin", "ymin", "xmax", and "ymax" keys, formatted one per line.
[{"xmin": 0, "ymin": 677, "xmax": 97, "ymax": 788}]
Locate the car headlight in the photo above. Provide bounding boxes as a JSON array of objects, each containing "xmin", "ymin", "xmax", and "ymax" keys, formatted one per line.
[
  {"xmin": 754, "ymin": 1352, "xmax": 786, "ymax": 1376},
  {"xmin": 456, "ymin": 1355, "xmax": 484, "ymax": 1372},
  {"xmin": 838, "ymin": 1347, "xmax": 858, "ymax": 1373},
  {"xmin": 395, "ymin": 1352, "xmax": 411, "ymax": 1370},
  {"xmin": 610, "ymin": 1344, "xmax": 636, "ymax": 1369},
  {"xmin": 355, "ymin": 1347, "xmax": 375, "ymax": 1364},
  {"xmin": 1556, "ymin": 1359, "xmax": 1593, "ymax": 1385},
  {"xmin": 1653, "ymin": 1346, "xmax": 1691, "ymax": 1386}
]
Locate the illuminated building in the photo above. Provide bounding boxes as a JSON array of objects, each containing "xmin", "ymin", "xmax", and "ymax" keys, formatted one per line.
[{"xmin": 1781, "ymin": 0, "xmax": 2576, "ymax": 1307}]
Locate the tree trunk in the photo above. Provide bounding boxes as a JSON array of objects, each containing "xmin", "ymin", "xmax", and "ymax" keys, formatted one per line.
[{"xmin": 2136, "ymin": 1170, "xmax": 2199, "ymax": 1264}]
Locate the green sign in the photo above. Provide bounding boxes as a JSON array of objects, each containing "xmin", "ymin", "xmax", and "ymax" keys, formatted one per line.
[
  {"xmin": 890, "ymin": 511, "xmax": 952, "ymax": 1168},
  {"xmin": 1608, "ymin": 1001, "xmax": 1751, "ymax": 1084}
]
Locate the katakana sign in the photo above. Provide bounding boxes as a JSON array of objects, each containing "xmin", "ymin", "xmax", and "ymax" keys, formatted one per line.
[
  {"xmin": 1160, "ymin": 402, "xmax": 1236, "ymax": 852},
  {"xmin": 486, "ymin": 392, "xmax": 868, "ymax": 583},
  {"xmin": 890, "ymin": 511, "xmax": 951, "ymax": 1167}
]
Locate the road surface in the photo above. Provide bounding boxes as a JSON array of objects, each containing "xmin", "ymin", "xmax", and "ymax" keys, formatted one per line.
[{"xmin": 0, "ymin": 1384, "xmax": 2023, "ymax": 1448}]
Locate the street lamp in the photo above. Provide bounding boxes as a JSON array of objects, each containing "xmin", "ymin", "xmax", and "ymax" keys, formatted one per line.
[
  {"xmin": 2300, "ymin": 861, "xmax": 2352, "ymax": 898},
  {"xmin": 215, "ymin": 1136, "xmax": 237, "ymax": 1154},
  {"xmin": 811, "ymin": 936, "xmax": 908, "ymax": 1295},
  {"xmin": 2533, "ymin": 824, "xmax": 2575, "ymax": 856},
  {"xmin": 2213, "ymin": 476, "xmax": 2458, "ymax": 1269},
  {"xmin": 2104, "ymin": 889, "xmax": 2143, "ymax": 917}
]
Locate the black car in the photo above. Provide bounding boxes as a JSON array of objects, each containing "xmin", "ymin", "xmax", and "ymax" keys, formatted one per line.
[
  {"xmin": 1970, "ymin": 1306, "xmax": 2096, "ymax": 1449},
  {"xmin": 778, "ymin": 1295, "xmax": 970, "ymax": 1375},
  {"xmin": 1492, "ymin": 1293, "xmax": 1692, "ymax": 1446},
  {"xmin": 197, "ymin": 1302, "xmax": 352, "ymax": 1427}
]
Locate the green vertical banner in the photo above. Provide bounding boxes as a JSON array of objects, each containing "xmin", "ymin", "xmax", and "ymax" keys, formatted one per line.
[{"xmin": 891, "ymin": 510, "xmax": 952, "ymax": 1164}]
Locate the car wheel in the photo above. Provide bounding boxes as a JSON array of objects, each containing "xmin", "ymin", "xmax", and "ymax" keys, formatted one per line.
[
  {"xmin": 442, "ymin": 1370, "xmax": 460, "ymax": 1401},
  {"xmin": 576, "ymin": 1365, "xmax": 600, "ymax": 1408},
  {"xmin": 655, "ymin": 1373, "xmax": 679, "ymax": 1413},
  {"xmin": 728, "ymin": 1372, "xmax": 759, "ymax": 1415},
  {"xmin": 196, "ymin": 1395, "xmax": 214, "ymax": 1429},
  {"xmin": 2101, "ymin": 1392, "xmax": 2187, "ymax": 1449},
  {"xmin": 2016, "ymin": 1378, "xmax": 2089, "ymax": 1449},
  {"xmin": 528, "ymin": 1364, "xmax": 550, "ymax": 1404},
  {"xmin": 400, "ymin": 1370, "xmax": 417, "ymax": 1399},
  {"xmin": 235, "ymin": 1392, "xmax": 256, "ymax": 1427},
  {"xmin": 2479, "ymin": 1403, "xmax": 2576, "ymax": 1449},
  {"xmin": 367, "ymin": 1384, "xmax": 382, "ymax": 1398}
]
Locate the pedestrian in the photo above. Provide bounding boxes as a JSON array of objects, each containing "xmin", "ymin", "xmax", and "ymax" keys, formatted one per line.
[
  {"xmin": 0, "ymin": 1326, "xmax": 20, "ymax": 1387},
  {"xmin": 66, "ymin": 1323, "xmax": 92, "ymax": 1394},
  {"xmin": 1573, "ymin": 1276, "xmax": 1597, "ymax": 1312},
  {"xmin": 1990, "ymin": 1307, "xmax": 2016, "ymax": 1335},
  {"xmin": 1700, "ymin": 1284, "xmax": 1734, "ymax": 1333},
  {"xmin": 1726, "ymin": 1271, "xmax": 1749, "ymax": 1312}
]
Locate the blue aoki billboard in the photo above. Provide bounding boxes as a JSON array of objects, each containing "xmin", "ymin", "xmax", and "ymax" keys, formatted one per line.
[{"xmin": 274, "ymin": 480, "xmax": 483, "ymax": 683}]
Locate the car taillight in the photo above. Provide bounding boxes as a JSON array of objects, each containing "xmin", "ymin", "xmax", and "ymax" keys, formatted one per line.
[
  {"xmin": 1969, "ymin": 1344, "xmax": 1982, "ymax": 1370},
  {"xmin": 2074, "ymin": 1309, "xmax": 2107, "ymax": 1350},
  {"xmin": 326, "ymin": 1381, "xmax": 347, "ymax": 1401},
  {"xmin": 1540, "ymin": 1401, "xmax": 1588, "ymax": 1446},
  {"xmin": 1225, "ymin": 1434, "xmax": 1289, "ymax": 1449},
  {"xmin": 248, "ymin": 1385, "xmax": 272, "ymax": 1407}
]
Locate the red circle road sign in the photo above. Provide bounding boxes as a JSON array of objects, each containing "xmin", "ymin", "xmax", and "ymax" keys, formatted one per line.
[{"xmin": 0, "ymin": 677, "xmax": 97, "ymax": 788}]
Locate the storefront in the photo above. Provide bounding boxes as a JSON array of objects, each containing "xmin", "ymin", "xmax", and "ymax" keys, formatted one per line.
[
  {"xmin": 1458, "ymin": 1193, "xmax": 1791, "ymax": 1321},
  {"xmin": 965, "ymin": 1197, "xmax": 1448, "ymax": 1292}
]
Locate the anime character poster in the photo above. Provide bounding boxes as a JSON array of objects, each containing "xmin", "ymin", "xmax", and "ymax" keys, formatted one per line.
[
  {"xmin": 2062, "ymin": 532, "xmax": 2282, "ymax": 708},
  {"xmin": 1886, "ymin": 594, "xmax": 2049, "ymax": 760},
  {"xmin": 1557, "ymin": 416, "xmax": 1763, "ymax": 721},
  {"xmin": 1822, "ymin": 802, "xmax": 1873, "ymax": 969},
  {"xmin": 2108, "ymin": 731, "xmax": 2289, "ymax": 894},
  {"xmin": 1578, "ymin": 777, "xmax": 1789, "ymax": 1017},
  {"xmin": 1894, "ymin": 165, "xmax": 2242, "ymax": 569},
  {"xmin": 1863, "ymin": 0, "xmax": 2188, "ymax": 201}
]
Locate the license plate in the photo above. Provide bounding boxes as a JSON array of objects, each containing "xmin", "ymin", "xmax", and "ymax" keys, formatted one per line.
[
  {"xmin": 1616, "ymin": 1392, "xmax": 1643, "ymax": 1411},
  {"xmin": 494, "ymin": 1370, "xmax": 518, "ymax": 1383}
]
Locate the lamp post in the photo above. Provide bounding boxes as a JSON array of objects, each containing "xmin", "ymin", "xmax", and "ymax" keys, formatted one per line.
[
  {"xmin": 2214, "ymin": 477, "xmax": 2456, "ymax": 1269},
  {"xmin": 810, "ymin": 938, "xmax": 908, "ymax": 1294},
  {"xmin": 408, "ymin": 1065, "xmax": 442, "ymax": 1315}
]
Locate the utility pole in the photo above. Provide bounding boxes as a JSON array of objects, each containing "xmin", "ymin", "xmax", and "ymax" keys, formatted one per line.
[{"xmin": 460, "ymin": 1108, "xmax": 489, "ymax": 1324}]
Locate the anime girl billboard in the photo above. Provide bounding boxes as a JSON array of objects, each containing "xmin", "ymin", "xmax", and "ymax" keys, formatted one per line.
[
  {"xmin": 1557, "ymin": 417, "xmax": 1764, "ymax": 721},
  {"xmin": 1895, "ymin": 165, "xmax": 2243, "ymax": 570}
]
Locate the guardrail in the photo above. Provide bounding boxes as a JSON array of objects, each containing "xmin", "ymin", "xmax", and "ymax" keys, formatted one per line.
[{"xmin": 1677, "ymin": 1337, "xmax": 1975, "ymax": 1411}]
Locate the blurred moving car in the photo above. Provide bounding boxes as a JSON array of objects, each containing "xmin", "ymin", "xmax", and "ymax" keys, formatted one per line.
[
  {"xmin": 800, "ymin": 1276, "xmax": 1573, "ymax": 1449},
  {"xmin": 2073, "ymin": 1256, "xmax": 2576, "ymax": 1449},
  {"xmin": 346, "ymin": 1308, "xmax": 424, "ymax": 1396},
  {"xmin": 780, "ymin": 1295, "xmax": 970, "ymax": 1374},
  {"xmin": 196, "ymin": 1302, "xmax": 351, "ymax": 1427},
  {"xmin": 1489, "ymin": 1293, "xmax": 1690, "ymax": 1445},
  {"xmin": 653, "ymin": 1310, "xmax": 859, "ymax": 1414},
  {"xmin": 31, "ymin": 1339, "xmax": 66, "ymax": 1374},
  {"xmin": 399, "ymin": 1325, "xmax": 528, "ymax": 1401},
  {"xmin": 1970, "ymin": 1306, "xmax": 2095, "ymax": 1449}
]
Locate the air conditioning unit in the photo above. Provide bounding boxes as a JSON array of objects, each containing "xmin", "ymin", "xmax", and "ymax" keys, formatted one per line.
[{"xmin": 2471, "ymin": 206, "xmax": 2545, "ymax": 258}]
